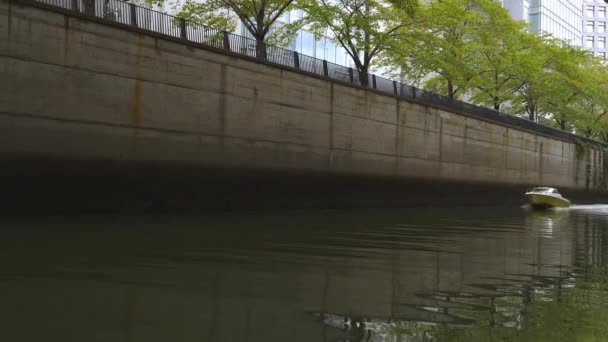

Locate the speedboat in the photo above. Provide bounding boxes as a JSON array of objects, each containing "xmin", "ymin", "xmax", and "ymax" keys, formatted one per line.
[{"xmin": 525, "ymin": 187, "xmax": 570, "ymax": 208}]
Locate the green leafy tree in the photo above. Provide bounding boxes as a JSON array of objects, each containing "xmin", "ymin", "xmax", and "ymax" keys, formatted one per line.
[
  {"xmin": 506, "ymin": 38, "xmax": 596, "ymax": 130},
  {"xmin": 147, "ymin": 0, "xmax": 297, "ymax": 57},
  {"xmin": 292, "ymin": 0, "xmax": 419, "ymax": 86},
  {"xmin": 569, "ymin": 62, "xmax": 608, "ymax": 139},
  {"xmin": 387, "ymin": 0, "xmax": 487, "ymax": 99},
  {"xmin": 538, "ymin": 44, "xmax": 594, "ymax": 130},
  {"xmin": 172, "ymin": 0, "xmax": 236, "ymax": 32},
  {"xmin": 506, "ymin": 36, "xmax": 561, "ymax": 122},
  {"xmin": 468, "ymin": 19, "xmax": 539, "ymax": 111}
]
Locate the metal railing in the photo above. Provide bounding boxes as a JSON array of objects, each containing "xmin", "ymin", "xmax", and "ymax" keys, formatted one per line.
[{"xmin": 23, "ymin": 0, "xmax": 608, "ymax": 147}]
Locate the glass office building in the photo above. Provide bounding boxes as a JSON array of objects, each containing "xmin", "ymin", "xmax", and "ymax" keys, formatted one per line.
[
  {"xmin": 238, "ymin": 9, "xmax": 357, "ymax": 69},
  {"xmin": 583, "ymin": 0, "xmax": 608, "ymax": 59},
  {"xmin": 503, "ymin": 0, "xmax": 608, "ymax": 59},
  {"xmin": 528, "ymin": 0, "xmax": 583, "ymax": 46},
  {"xmin": 502, "ymin": 0, "xmax": 531, "ymax": 21},
  {"xmin": 152, "ymin": 3, "xmax": 375, "ymax": 72},
  {"xmin": 503, "ymin": 0, "xmax": 583, "ymax": 47}
]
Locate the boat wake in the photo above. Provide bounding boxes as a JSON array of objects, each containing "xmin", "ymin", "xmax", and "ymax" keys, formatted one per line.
[
  {"xmin": 569, "ymin": 204, "xmax": 608, "ymax": 212},
  {"xmin": 522, "ymin": 203, "xmax": 608, "ymax": 214}
]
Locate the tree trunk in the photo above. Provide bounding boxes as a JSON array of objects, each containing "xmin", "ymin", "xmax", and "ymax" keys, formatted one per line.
[
  {"xmin": 253, "ymin": 19, "xmax": 267, "ymax": 60},
  {"xmin": 359, "ymin": 64, "xmax": 370, "ymax": 87},
  {"xmin": 255, "ymin": 37, "xmax": 267, "ymax": 60},
  {"xmin": 103, "ymin": 0, "xmax": 115, "ymax": 20},
  {"xmin": 447, "ymin": 80, "xmax": 455, "ymax": 99},
  {"xmin": 360, "ymin": 2, "xmax": 371, "ymax": 87},
  {"xmin": 527, "ymin": 104, "xmax": 536, "ymax": 122},
  {"xmin": 83, "ymin": 0, "xmax": 95, "ymax": 15}
]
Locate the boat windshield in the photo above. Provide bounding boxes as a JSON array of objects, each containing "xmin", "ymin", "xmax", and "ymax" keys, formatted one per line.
[{"xmin": 529, "ymin": 187, "xmax": 559, "ymax": 194}]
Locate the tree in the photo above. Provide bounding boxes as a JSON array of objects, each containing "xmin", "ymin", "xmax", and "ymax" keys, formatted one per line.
[
  {"xmin": 535, "ymin": 44, "xmax": 594, "ymax": 130},
  {"xmin": 82, "ymin": 0, "xmax": 95, "ymax": 15},
  {"xmin": 506, "ymin": 36, "xmax": 559, "ymax": 122},
  {"xmin": 293, "ymin": 0, "xmax": 419, "ymax": 86},
  {"xmin": 504, "ymin": 38, "xmax": 594, "ymax": 128},
  {"xmin": 568, "ymin": 62, "xmax": 608, "ymax": 139},
  {"xmin": 147, "ymin": 0, "xmax": 297, "ymax": 58},
  {"xmin": 468, "ymin": 19, "xmax": 539, "ymax": 111},
  {"xmin": 386, "ymin": 0, "xmax": 486, "ymax": 99}
]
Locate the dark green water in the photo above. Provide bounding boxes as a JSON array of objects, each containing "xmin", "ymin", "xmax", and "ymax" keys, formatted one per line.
[{"xmin": 2, "ymin": 205, "xmax": 608, "ymax": 341}]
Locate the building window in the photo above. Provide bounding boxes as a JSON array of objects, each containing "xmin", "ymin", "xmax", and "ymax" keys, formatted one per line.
[
  {"xmin": 315, "ymin": 37, "xmax": 326, "ymax": 60},
  {"xmin": 598, "ymin": 51, "xmax": 606, "ymax": 59},
  {"xmin": 325, "ymin": 40, "xmax": 336, "ymax": 64},
  {"xmin": 600, "ymin": 22, "xmax": 607, "ymax": 33},
  {"xmin": 587, "ymin": 36, "xmax": 595, "ymax": 48},
  {"xmin": 587, "ymin": 5, "xmax": 595, "ymax": 17},
  {"xmin": 599, "ymin": 37, "xmax": 606, "ymax": 49},
  {"xmin": 529, "ymin": 13, "xmax": 540, "ymax": 31},
  {"xmin": 600, "ymin": 7, "xmax": 607, "ymax": 18},
  {"xmin": 336, "ymin": 44, "xmax": 347, "ymax": 66},
  {"xmin": 587, "ymin": 21, "xmax": 595, "ymax": 32},
  {"xmin": 300, "ymin": 31, "xmax": 314, "ymax": 57},
  {"xmin": 293, "ymin": 31, "xmax": 302, "ymax": 52},
  {"xmin": 292, "ymin": 9, "xmax": 303, "ymax": 20}
]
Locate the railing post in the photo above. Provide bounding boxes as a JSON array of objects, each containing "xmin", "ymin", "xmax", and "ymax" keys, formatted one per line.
[
  {"xmin": 322, "ymin": 60, "xmax": 328, "ymax": 76},
  {"xmin": 393, "ymin": 81, "xmax": 398, "ymax": 96},
  {"xmin": 223, "ymin": 32, "xmax": 230, "ymax": 51},
  {"xmin": 71, "ymin": 0, "xmax": 79, "ymax": 11},
  {"xmin": 180, "ymin": 18, "xmax": 187, "ymax": 40},
  {"xmin": 372, "ymin": 75, "xmax": 377, "ymax": 89},
  {"xmin": 293, "ymin": 51, "xmax": 300, "ymax": 69},
  {"xmin": 348, "ymin": 68, "xmax": 354, "ymax": 83},
  {"xmin": 129, "ymin": 3, "xmax": 137, "ymax": 27}
]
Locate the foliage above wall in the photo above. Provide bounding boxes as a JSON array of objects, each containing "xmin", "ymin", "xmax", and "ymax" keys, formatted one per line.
[{"xmin": 147, "ymin": 0, "xmax": 608, "ymax": 142}]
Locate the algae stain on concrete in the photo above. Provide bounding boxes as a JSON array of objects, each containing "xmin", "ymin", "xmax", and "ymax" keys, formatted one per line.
[
  {"xmin": 131, "ymin": 37, "xmax": 144, "ymax": 130},
  {"xmin": 129, "ymin": 36, "xmax": 145, "ymax": 158},
  {"xmin": 63, "ymin": 16, "xmax": 70, "ymax": 64},
  {"xmin": 218, "ymin": 64, "xmax": 227, "ymax": 151}
]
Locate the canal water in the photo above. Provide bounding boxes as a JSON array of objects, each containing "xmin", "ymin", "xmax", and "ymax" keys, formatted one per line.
[{"xmin": 1, "ymin": 205, "xmax": 608, "ymax": 341}]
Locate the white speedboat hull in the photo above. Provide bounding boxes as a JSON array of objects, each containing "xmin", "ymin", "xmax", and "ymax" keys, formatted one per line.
[{"xmin": 525, "ymin": 192, "xmax": 570, "ymax": 208}]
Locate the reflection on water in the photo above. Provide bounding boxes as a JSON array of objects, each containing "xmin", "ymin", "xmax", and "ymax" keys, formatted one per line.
[{"xmin": 1, "ymin": 206, "xmax": 608, "ymax": 341}]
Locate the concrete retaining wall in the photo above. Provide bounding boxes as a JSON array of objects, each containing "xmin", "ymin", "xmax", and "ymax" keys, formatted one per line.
[{"xmin": 1, "ymin": 0, "xmax": 606, "ymax": 211}]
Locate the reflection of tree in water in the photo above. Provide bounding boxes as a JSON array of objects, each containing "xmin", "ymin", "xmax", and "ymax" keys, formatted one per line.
[
  {"xmin": 311, "ymin": 210, "xmax": 608, "ymax": 341},
  {"xmin": 311, "ymin": 268, "xmax": 580, "ymax": 341},
  {"xmin": 574, "ymin": 213, "xmax": 608, "ymax": 271},
  {"xmin": 313, "ymin": 311, "xmax": 443, "ymax": 342}
]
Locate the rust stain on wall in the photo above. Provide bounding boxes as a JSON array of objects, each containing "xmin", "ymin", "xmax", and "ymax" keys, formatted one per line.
[
  {"xmin": 60, "ymin": 15, "xmax": 71, "ymax": 112},
  {"xmin": 63, "ymin": 16, "xmax": 69, "ymax": 64},
  {"xmin": 128, "ymin": 36, "xmax": 145, "ymax": 159},
  {"xmin": 218, "ymin": 64, "xmax": 227, "ymax": 151},
  {"xmin": 131, "ymin": 80, "xmax": 142, "ymax": 128},
  {"xmin": 7, "ymin": 0, "xmax": 11, "ymax": 36},
  {"xmin": 131, "ymin": 37, "xmax": 144, "ymax": 131}
]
